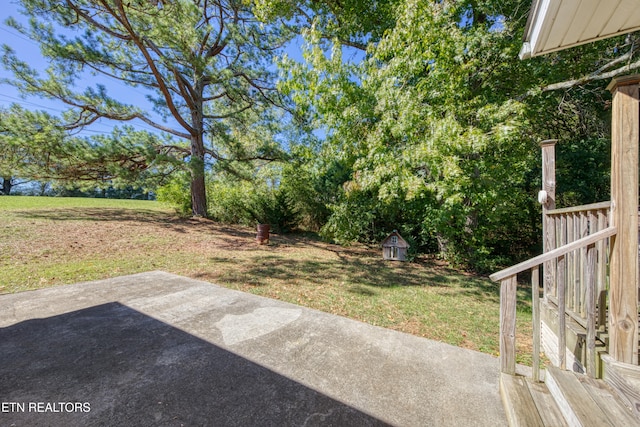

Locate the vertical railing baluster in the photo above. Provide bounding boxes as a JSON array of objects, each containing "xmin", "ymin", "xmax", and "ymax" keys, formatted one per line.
[
  {"xmin": 558, "ymin": 215, "xmax": 567, "ymax": 369},
  {"xmin": 586, "ymin": 243, "xmax": 597, "ymax": 378},
  {"xmin": 579, "ymin": 212, "xmax": 588, "ymax": 316},
  {"xmin": 532, "ymin": 266, "xmax": 541, "ymax": 382},
  {"xmin": 558, "ymin": 253, "xmax": 566, "ymax": 370},
  {"xmin": 554, "ymin": 215, "xmax": 561, "ymax": 298},
  {"xmin": 597, "ymin": 210, "xmax": 607, "ymax": 331},
  {"xmin": 567, "ymin": 213, "xmax": 575, "ymax": 312}
]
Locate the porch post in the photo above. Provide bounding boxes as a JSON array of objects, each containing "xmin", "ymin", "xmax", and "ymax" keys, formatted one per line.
[
  {"xmin": 540, "ymin": 140, "xmax": 557, "ymax": 303},
  {"xmin": 607, "ymin": 75, "xmax": 640, "ymax": 365}
]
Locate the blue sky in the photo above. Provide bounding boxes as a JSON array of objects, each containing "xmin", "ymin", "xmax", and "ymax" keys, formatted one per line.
[
  {"xmin": 1, "ymin": 4, "xmax": 67, "ymax": 111},
  {"xmin": 0, "ymin": 1, "xmax": 311, "ymax": 139},
  {"xmin": 1, "ymin": 1, "xmax": 165, "ymax": 137}
]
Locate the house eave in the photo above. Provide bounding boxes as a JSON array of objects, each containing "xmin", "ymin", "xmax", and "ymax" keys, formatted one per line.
[{"xmin": 521, "ymin": 0, "xmax": 640, "ymax": 59}]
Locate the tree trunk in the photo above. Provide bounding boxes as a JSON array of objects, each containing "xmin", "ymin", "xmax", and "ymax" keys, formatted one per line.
[
  {"xmin": 190, "ymin": 132, "xmax": 208, "ymax": 217},
  {"xmin": 436, "ymin": 232, "xmax": 450, "ymax": 256},
  {"xmin": 38, "ymin": 182, "xmax": 49, "ymax": 196},
  {"xmin": 191, "ymin": 172, "xmax": 207, "ymax": 217},
  {"xmin": 1, "ymin": 177, "xmax": 12, "ymax": 195}
]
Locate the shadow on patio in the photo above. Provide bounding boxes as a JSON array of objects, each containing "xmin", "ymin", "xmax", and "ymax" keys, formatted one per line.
[{"xmin": 0, "ymin": 302, "xmax": 387, "ymax": 426}]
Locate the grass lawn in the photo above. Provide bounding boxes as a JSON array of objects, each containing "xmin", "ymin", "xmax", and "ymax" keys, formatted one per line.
[{"xmin": 0, "ymin": 195, "xmax": 534, "ymax": 364}]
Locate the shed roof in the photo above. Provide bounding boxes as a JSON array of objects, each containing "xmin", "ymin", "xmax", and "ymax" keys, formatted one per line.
[
  {"xmin": 520, "ymin": 0, "xmax": 640, "ymax": 59},
  {"xmin": 382, "ymin": 231, "xmax": 409, "ymax": 248}
]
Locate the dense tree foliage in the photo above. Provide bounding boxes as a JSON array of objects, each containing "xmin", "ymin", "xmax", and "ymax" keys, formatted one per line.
[
  {"xmin": 267, "ymin": 0, "xmax": 625, "ymax": 270},
  {"xmin": 268, "ymin": 0, "xmax": 536, "ymax": 269},
  {"xmin": 4, "ymin": 0, "xmax": 637, "ymax": 271}
]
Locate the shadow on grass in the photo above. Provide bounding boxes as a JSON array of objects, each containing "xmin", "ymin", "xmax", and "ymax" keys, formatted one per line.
[
  {"xmin": 208, "ymin": 254, "xmax": 504, "ymax": 304},
  {"xmin": 348, "ymin": 285, "xmax": 378, "ymax": 296},
  {"xmin": 15, "ymin": 208, "xmax": 258, "ymax": 240},
  {"xmin": 15, "ymin": 207, "xmax": 172, "ymax": 223},
  {"xmin": 15, "ymin": 207, "xmax": 520, "ymax": 307}
]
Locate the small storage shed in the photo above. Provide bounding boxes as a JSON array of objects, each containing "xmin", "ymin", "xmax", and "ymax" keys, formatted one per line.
[{"xmin": 381, "ymin": 230, "xmax": 409, "ymax": 261}]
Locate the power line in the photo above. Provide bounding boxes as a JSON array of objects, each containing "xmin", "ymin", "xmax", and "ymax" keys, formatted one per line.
[
  {"xmin": 0, "ymin": 95, "xmax": 163, "ymax": 133},
  {"xmin": 1, "ymin": 23, "xmax": 154, "ymax": 100},
  {"xmin": 0, "ymin": 94, "xmax": 168, "ymax": 130},
  {"xmin": 1, "ymin": 20, "xmax": 178, "ymax": 133},
  {"xmin": 0, "ymin": 93, "xmax": 66, "ymax": 113},
  {"xmin": 0, "ymin": 25, "xmax": 37, "ymax": 46},
  {"xmin": 1, "ymin": 7, "xmax": 176, "ymax": 138}
]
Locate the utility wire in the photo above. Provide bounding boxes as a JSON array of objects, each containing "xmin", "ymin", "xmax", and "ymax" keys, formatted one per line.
[
  {"xmin": 1, "ymin": 22, "xmax": 180, "ymax": 137},
  {"xmin": 0, "ymin": 25, "xmax": 38, "ymax": 45},
  {"xmin": 0, "ymin": 94, "xmax": 172, "ymax": 137},
  {"xmin": 0, "ymin": 23, "xmax": 156, "ymax": 100},
  {"xmin": 0, "ymin": 93, "xmax": 66, "ymax": 113}
]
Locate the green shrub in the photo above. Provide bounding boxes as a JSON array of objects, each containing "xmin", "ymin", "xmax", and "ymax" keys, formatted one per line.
[
  {"xmin": 207, "ymin": 180, "xmax": 254, "ymax": 225},
  {"xmin": 156, "ymin": 172, "xmax": 191, "ymax": 216},
  {"xmin": 206, "ymin": 176, "xmax": 300, "ymax": 233}
]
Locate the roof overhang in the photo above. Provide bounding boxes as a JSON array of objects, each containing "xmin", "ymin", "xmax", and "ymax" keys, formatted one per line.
[{"xmin": 520, "ymin": 0, "xmax": 640, "ymax": 59}]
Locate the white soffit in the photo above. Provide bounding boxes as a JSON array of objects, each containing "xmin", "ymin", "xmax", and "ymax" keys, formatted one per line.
[{"xmin": 520, "ymin": 0, "xmax": 640, "ymax": 59}]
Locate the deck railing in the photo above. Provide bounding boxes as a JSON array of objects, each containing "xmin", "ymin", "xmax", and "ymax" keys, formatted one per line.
[
  {"xmin": 490, "ymin": 224, "xmax": 616, "ymax": 381},
  {"xmin": 544, "ymin": 202, "xmax": 611, "ymax": 330}
]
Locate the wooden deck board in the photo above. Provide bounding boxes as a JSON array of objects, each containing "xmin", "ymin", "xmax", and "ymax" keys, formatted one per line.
[
  {"xmin": 602, "ymin": 353, "xmax": 640, "ymax": 418},
  {"xmin": 546, "ymin": 366, "xmax": 614, "ymax": 427},
  {"xmin": 525, "ymin": 378, "xmax": 569, "ymax": 427},
  {"xmin": 577, "ymin": 374, "xmax": 640, "ymax": 426},
  {"xmin": 500, "ymin": 373, "xmax": 545, "ymax": 427},
  {"xmin": 501, "ymin": 368, "xmax": 640, "ymax": 426}
]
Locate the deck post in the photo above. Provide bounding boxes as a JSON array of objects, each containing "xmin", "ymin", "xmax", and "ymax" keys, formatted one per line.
[
  {"xmin": 500, "ymin": 275, "xmax": 517, "ymax": 375},
  {"xmin": 540, "ymin": 140, "xmax": 557, "ymax": 303},
  {"xmin": 607, "ymin": 75, "xmax": 640, "ymax": 365}
]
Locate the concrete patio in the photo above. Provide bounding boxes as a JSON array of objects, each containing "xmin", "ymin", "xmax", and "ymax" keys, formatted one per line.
[{"xmin": 0, "ymin": 271, "xmax": 507, "ymax": 426}]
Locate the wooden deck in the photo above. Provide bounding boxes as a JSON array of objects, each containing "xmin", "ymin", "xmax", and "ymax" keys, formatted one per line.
[
  {"xmin": 492, "ymin": 79, "xmax": 640, "ymax": 426},
  {"xmin": 500, "ymin": 368, "xmax": 640, "ymax": 426}
]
